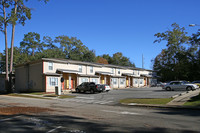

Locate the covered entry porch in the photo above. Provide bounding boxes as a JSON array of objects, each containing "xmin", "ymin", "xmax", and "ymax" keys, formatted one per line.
[
  {"xmin": 95, "ymin": 71, "xmax": 112, "ymax": 86},
  {"xmin": 57, "ymin": 69, "xmax": 79, "ymax": 90},
  {"xmin": 122, "ymin": 73, "xmax": 135, "ymax": 88},
  {"xmin": 140, "ymin": 74, "xmax": 152, "ymax": 87}
]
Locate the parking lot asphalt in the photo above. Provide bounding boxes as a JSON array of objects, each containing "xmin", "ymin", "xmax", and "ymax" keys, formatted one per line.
[
  {"xmin": 67, "ymin": 87, "xmax": 186, "ymax": 105},
  {"xmin": 1, "ymin": 93, "xmax": 200, "ymax": 133}
]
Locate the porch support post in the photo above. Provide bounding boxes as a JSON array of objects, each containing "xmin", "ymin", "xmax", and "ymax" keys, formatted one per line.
[
  {"xmin": 99, "ymin": 75, "xmax": 101, "ymax": 84},
  {"xmin": 110, "ymin": 76, "xmax": 111, "ymax": 87},
  {"xmin": 118, "ymin": 78, "xmax": 120, "ymax": 88},
  {"xmin": 69, "ymin": 75, "xmax": 71, "ymax": 89},
  {"xmin": 145, "ymin": 77, "xmax": 147, "ymax": 86},
  {"xmin": 77, "ymin": 75, "xmax": 79, "ymax": 87}
]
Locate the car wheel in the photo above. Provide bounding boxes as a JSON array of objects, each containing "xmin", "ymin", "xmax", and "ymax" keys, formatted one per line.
[
  {"xmin": 76, "ymin": 88, "xmax": 80, "ymax": 93},
  {"xmin": 186, "ymin": 86, "xmax": 192, "ymax": 91},
  {"xmin": 90, "ymin": 89, "xmax": 95, "ymax": 94},
  {"xmin": 166, "ymin": 87, "xmax": 171, "ymax": 91}
]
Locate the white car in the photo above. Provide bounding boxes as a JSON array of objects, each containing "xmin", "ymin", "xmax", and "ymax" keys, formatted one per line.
[
  {"xmin": 101, "ymin": 84, "xmax": 111, "ymax": 92},
  {"xmin": 163, "ymin": 81, "xmax": 199, "ymax": 91}
]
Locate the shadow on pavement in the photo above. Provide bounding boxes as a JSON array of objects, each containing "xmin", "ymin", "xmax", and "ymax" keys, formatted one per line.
[
  {"xmin": 0, "ymin": 113, "xmax": 199, "ymax": 133},
  {"xmin": 154, "ymin": 108, "xmax": 200, "ymax": 117}
]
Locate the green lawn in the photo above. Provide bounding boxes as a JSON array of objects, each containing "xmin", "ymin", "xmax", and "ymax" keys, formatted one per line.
[
  {"xmin": 8, "ymin": 93, "xmax": 50, "ymax": 99},
  {"xmin": 43, "ymin": 94, "xmax": 76, "ymax": 99},
  {"xmin": 8, "ymin": 93, "xmax": 75, "ymax": 99},
  {"xmin": 58, "ymin": 95, "xmax": 76, "ymax": 99},
  {"xmin": 184, "ymin": 93, "xmax": 200, "ymax": 106},
  {"xmin": 25, "ymin": 92, "xmax": 44, "ymax": 95},
  {"xmin": 120, "ymin": 98, "xmax": 173, "ymax": 105}
]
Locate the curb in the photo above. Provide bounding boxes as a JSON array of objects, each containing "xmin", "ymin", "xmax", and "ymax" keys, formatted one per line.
[{"xmin": 121, "ymin": 103, "xmax": 200, "ymax": 110}]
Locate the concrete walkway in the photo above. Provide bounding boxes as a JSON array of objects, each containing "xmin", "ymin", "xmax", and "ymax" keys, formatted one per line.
[{"xmin": 167, "ymin": 89, "xmax": 200, "ymax": 106}]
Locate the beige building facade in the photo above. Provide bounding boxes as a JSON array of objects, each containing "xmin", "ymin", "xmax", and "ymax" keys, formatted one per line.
[{"xmin": 15, "ymin": 58, "xmax": 154, "ymax": 92}]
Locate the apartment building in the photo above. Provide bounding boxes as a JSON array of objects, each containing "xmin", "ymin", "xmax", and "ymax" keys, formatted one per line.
[{"xmin": 15, "ymin": 58, "xmax": 154, "ymax": 92}]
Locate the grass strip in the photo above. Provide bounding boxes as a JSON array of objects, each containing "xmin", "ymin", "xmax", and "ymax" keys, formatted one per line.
[
  {"xmin": 43, "ymin": 94, "xmax": 57, "ymax": 97},
  {"xmin": 43, "ymin": 94, "xmax": 75, "ymax": 99},
  {"xmin": 120, "ymin": 98, "xmax": 173, "ymax": 105},
  {"xmin": 184, "ymin": 93, "xmax": 200, "ymax": 106},
  {"xmin": 26, "ymin": 92, "xmax": 44, "ymax": 95},
  {"xmin": 58, "ymin": 95, "xmax": 76, "ymax": 99},
  {"xmin": 7, "ymin": 94, "xmax": 50, "ymax": 99}
]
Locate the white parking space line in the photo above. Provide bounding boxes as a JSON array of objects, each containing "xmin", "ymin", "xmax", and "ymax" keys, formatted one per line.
[
  {"xmin": 94, "ymin": 101, "xmax": 105, "ymax": 104},
  {"xmin": 102, "ymin": 110, "xmax": 141, "ymax": 115},
  {"xmin": 99, "ymin": 101, "xmax": 113, "ymax": 104},
  {"xmin": 47, "ymin": 126, "xmax": 62, "ymax": 133},
  {"xmin": 62, "ymin": 97, "xmax": 114, "ymax": 105},
  {"xmin": 76, "ymin": 97, "xmax": 94, "ymax": 100}
]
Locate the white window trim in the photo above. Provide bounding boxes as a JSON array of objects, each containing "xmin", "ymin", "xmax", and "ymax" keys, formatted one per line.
[
  {"xmin": 48, "ymin": 62, "xmax": 53, "ymax": 70},
  {"xmin": 90, "ymin": 66, "xmax": 93, "ymax": 73},
  {"xmin": 113, "ymin": 78, "xmax": 117, "ymax": 85},
  {"xmin": 134, "ymin": 79, "xmax": 138, "ymax": 84},
  {"xmin": 111, "ymin": 68, "xmax": 114, "ymax": 73},
  {"xmin": 91, "ymin": 78, "xmax": 98, "ymax": 84},
  {"xmin": 140, "ymin": 79, "xmax": 143, "ymax": 84},
  {"xmin": 120, "ymin": 79, "xmax": 125, "ymax": 85},
  {"xmin": 49, "ymin": 77, "xmax": 58, "ymax": 86},
  {"xmin": 81, "ymin": 78, "xmax": 88, "ymax": 83},
  {"xmin": 118, "ymin": 69, "xmax": 120, "ymax": 74},
  {"xmin": 79, "ymin": 65, "xmax": 82, "ymax": 72}
]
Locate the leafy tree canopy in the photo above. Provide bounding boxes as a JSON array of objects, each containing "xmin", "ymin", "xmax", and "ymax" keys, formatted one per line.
[
  {"xmin": 0, "ymin": 32, "xmax": 136, "ymax": 72},
  {"xmin": 153, "ymin": 23, "xmax": 200, "ymax": 81}
]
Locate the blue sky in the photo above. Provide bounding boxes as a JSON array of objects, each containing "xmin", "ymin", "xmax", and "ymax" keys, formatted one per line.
[{"xmin": 1, "ymin": 0, "xmax": 200, "ymax": 69}]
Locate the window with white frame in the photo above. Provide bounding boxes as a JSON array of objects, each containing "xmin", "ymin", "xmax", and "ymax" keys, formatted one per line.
[
  {"xmin": 113, "ymin": 78, "xmax": 117, "ymax": 85},
  {"xmin": 120, "ymin": 78, "xmax": 125, "ymax": 85},
  {"xmin": 91, "ymin": 78, "xmax": 98, "ymax": 84},
  {"xmin": 134, "ymin": 79, "xmax": 138, "ymax": 84},
  {"xmin": 118, "ymin": 69, "xmax": 120, "ymax": 74},
  {"xmin": 79, "ymin": 65, "xmax": 82, "ymax": 72},
  {"xmin": 140, "ymin": 79, "xmax": 143, "ymax": 84},
  {"xmin": 90, "ymin": 66, "xmax": 93, "ymax": 73},
  {"xmin": 111, "ymin": 68, "xmax": 114, "ymax": 73},
  {"xmin": 49, "ymin": 77, "xmax": 58, "ymax": 86},
  {"xmin": 81, "ymin": 78, "xmax": 88, "ymax": 83},
  {"xmin": 48, "ymin": 62, "xmax": 53, "ymax": 70},
  {"xmin": 138, "ymin": 71, "xmax": 140, "ymax": 75}
]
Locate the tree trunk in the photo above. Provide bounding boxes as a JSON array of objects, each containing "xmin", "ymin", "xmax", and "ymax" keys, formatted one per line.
[
  {"xmin": 9, "ymin": 1, "xmax": 18, "ymax": 93},
  {"xmin": 3, "ymin": 0, "xmax": 9, "ymax": 92},
  {"xmin": 10, "ymin": 1, "xmax": 18, "ymax": 73}
]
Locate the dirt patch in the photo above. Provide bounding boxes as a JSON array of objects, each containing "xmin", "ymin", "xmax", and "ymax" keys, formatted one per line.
[{"xmin": 0, "ymin": 106, "xmax": 53, "ymax": 115}]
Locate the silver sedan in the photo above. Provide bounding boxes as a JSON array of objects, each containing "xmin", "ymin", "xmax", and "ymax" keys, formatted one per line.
[{"xmin": 162, "ymin": 81, "xmax": 199, "ymax": 91}]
